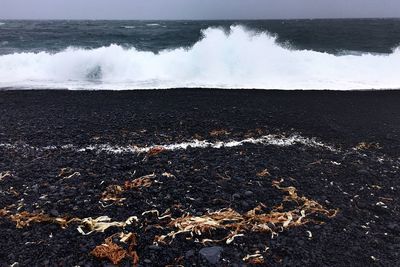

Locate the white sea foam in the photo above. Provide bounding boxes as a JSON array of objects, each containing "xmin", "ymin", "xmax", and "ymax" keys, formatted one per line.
[
  {"xmin": 0, "ymin": 26, "xmax": 399, "ymax": 90},
  {"xmin": 0, "ymin": 22, "xmax": 5, "ymax": 26},
  {"xmin": 122, "ymin": 26, "xmax": 136, "ymax": 29},
  {"xmin": 0, "ymin": 134, "xmax": 336, "ymax": 154},
  {"xmin": 146, "ymin": 23, "xmax": 160, "ymax": 26}
]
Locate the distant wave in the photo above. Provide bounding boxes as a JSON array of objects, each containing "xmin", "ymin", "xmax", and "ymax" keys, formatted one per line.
[
  {"xmin": 146, "ymin": 23, "xmax": 160, "ymax": 26},
  {"xmin": 0, "ymin": 26, "xmax": 399, "ymax": 90},
  {"xmin": 122, "ymin": 25, "xmax": 136, "ymax": 29},
  {"xmin": 0, "ymin": 22, "xmax": 5, "ymax": 26}
]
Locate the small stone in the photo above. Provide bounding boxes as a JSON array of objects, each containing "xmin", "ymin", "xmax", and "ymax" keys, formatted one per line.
[
  {"xmin": 144, "ymin": 259, "xmax": 152, "ymax": 264},
  {"xmin": 232, "ymin": 193, "xmax": 241, "ymax": 200},
  {"xmin": 148, "ymin": 245, "xmax": 161, "ymax": 250},
  {"xmin": 199, "ymin": 246, "xmax": 223, "ymax": 264},
  {"xmin": 357, "ymin": 169, "xmax": 370, "ymax": 176},
  {"xmin": 297, "ymin": 240, "xmax": 305, "ymax": 246},
  {"xmin": 244, "ymin": 191, "xmax": 253, "ymax": 197},
  {"xmin": 50, "ymin": 209, "xmax": 59, "ymax": 217},
  {"xmin": 185, "ymin": 249, "xmax": 195, "ymax": 258}
]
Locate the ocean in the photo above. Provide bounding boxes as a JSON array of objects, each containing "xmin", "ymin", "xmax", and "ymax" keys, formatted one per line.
[{"xmin": 0, "ymin": 19, "xmax": 399, "ymax": 90}]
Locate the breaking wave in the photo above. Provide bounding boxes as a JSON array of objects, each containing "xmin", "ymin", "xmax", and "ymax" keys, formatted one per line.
[{"xmin": 0, "ymin": 26, "xmax": 399, "ymax": 90}]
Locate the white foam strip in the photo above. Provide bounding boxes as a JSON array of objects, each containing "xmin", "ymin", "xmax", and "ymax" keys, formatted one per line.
[
  {"xmin": 0, "ymin": 134, "xmax": 336, "ymax": 154},
  {"xmin": 78, "ymin": 134, "xmax": 336, "ymax": 153}
]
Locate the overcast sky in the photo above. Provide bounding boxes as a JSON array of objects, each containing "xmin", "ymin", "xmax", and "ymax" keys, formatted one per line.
[{"xmin": 1, "ymin": 0, "xmax": 400, "ymax": 20}]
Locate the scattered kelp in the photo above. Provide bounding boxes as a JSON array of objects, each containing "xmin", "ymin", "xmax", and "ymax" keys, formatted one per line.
[
  {"xmin": 155, "ymin": 180, "xmax": 338, "ymax": 245},
  {"xmin": 0, "ymin": 171, "xmax": 12, "ymax": 181},
  {"xmin": 91, "ymin": 235, "xmax": 127, "ymax": 265},
  {"xmin": 91, "ymin": 232, "xmax": 139, "ymax": 266},
  {"xmin": 101, "ymin": 174, "xmax": 155, "ymax": 203},
  {"xmin": 147, "ymin": 146, "xmax": 165, "ymax": 157},
  {"xmin": 355, "ymin": 142, "xmax": 381, "ymax": 150},
  {"xmin": 210, "ymin": 129, "xmax": 230, "ymax": 137},
  {"xmin": 0, "ymin": 180, "xmax": 337, "ymax": 265},
  {"xmin": 77, "ymin": 216, "xmax": 138, "ymax": 235},
  {"xmin": 256, "ymin": 169, "xmax": 270, "ymax": 177},
  {"xmin": 5, "ymin": 211, "xmax": 79, "ymax": 229}
]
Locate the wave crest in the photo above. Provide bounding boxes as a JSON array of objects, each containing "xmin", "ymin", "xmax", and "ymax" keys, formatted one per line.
[{"xmin": 0, "ymin": 26, "xmax": 399, "ymax": 90}]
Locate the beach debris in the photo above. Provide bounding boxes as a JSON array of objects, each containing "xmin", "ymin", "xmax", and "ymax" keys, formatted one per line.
[
  {"xmin": 58, "ymin": 168, "xmax": 81, "ymax": 179},
  {"xmin": 243, "ymin": 253, "xmax": 265, "ymax": 264},
  {"xmin": 77, "ymin": 215, "xmax": 138, "ymax": 235},
  {"xmin": 162, "ymin": 172, "xmax": 175, "ymax": 178},
  {"xmin": 58, "ymin": 167, "xmax": 73, "ymax": 177},
  {"xmin": 0, "ymin": 171, "xmax": 12, "ymax": 181},
  {"xmin": 355, "ymin": 142, "xmax": 381, "ymax": 150},
  {"xmin": 5, "ymin": 211, "xmax": 79, "ymax": 229},
  {"xmin": 124, "ymin": 174, "xmax": 154, "ymax": 189},
  {"xmin": 91, "ymin": 232, "xmax": 139, "ymax": 266},
  {"xmin": 91, "ymin": 235, "xmax": 128, "ymax": 265},
  {"xmin": 257, "ymin": 169, "xmax": 270, "ymax": 177},
  {"xmin": 155, "ymin": 181, "xmax": 337, "ymax": 245},
  {"xmin": 210, "ymin": 129, "xmax": 230, "ymax": 137},
  {"xmin": 101, "ymin": 174, "xmax": 156, "ymax": 203},
  {"xmin": 147, "ymin": 146, "xmax": 165, "ymax": 156},
  {"xmin": 306, "ymin": 230, "xmax": 313, "ymax": 239},
  {"xmin": 101, "ymin": 185, "xmax": 126, "ymax": 203}
]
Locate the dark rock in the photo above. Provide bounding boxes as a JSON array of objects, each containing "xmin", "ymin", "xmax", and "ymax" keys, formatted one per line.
[
  {"xmin": 185, "ymin": 249, "xmax": 195, "ymax": 259},
  {"xmin": 357, "ymin": 169, "xmax": 370, "ymax": 176},
  {"xmin": 199, "ymin": 246, "xmax": 223, "ymax": 264},
  {"xmin": 232, "ymin": 193, "xmax": 241, "ymax": 199},
  {"xmin": 244, "ymin": 190, "xmax": 253, "ymax": 197},
  {"xmin": 50, "ymin": 209, "xmax": 59, "ymax": 217},
  {"xmin": 148, "ymin": 245, "xmax": 162, "ymax": 250}
]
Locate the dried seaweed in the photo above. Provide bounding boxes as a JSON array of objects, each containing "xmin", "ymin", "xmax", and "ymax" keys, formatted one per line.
[
  {"xmin": 147, "ymin": 146, "xmax": 165, "ymax": 156},
  {"xmin": 210, "ymin": 129, "xmax": 230, "ymax": 137},
  {"xmin": 91, "ymin": 232, "xmax": 139, "ymax": 266},
  {"xmin": 7, "ymin": 211, "xmax": 78, "ymax": 229},
  {"xmin": 355, "ymin": 142, "xmax": 381, "ymax": 150},
  {"xmin": 155, "ymin": 180, "xmax": 337, "ymax": 245},
  {"xmin": 77, "ymin": 216, "xmax": 138, "ymax": 235},
  {"xmin": 101, "ymin": 174, "xmax": 155, "ymax": 203},
  {"xmin": 91, "ymin": 236, "xmax": 127, "ymax": 265},
  {"xmin": 256, "ymin": 169, "xmax": 270, "ymax": 177},
  {"xmin": 124, "ymin": 174, "xmax": 154, "ymax": 189},
  {"xmin": 0, "ymin": 171, "xmax": 12, "ymax": 181},
  {"xmin": 243, "ymin": 253, "xmax": 265, "ymax": 264}
]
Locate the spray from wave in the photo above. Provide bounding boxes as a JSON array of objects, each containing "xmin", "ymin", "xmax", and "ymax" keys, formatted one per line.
[{"xmin": 0, "ymin": 25, "xmax": 399, "ymax": 90}]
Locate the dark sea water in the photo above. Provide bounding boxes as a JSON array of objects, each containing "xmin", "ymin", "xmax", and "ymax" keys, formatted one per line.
[{"xmin": 0, "ymin": 19, "xmax": 399, "ymax": 89}]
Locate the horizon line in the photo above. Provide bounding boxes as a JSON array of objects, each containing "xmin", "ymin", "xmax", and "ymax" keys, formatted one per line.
[{"xmin": 1, "ymin": 17, "xmax": 400, "ymax": 21}]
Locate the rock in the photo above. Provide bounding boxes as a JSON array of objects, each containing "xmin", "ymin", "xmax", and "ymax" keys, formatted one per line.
[
  {"xmin": 244, "ymin": 190, "xmax": 253, "ymax": 197},
  {"xmin": 241, "ymin": 201, "xmax": 249, "ymax": 209},
  {"xmin": 144, "ymin": 259, "xmax": 152, "ymax": 264},
  {"xmin": 50, "ymin": 209, "xmax": 59, "ymax": 217},
  {"xmin": 199, "ymin": 246, "xmax": 223, "ymax": 264},
  {"xmin": 388, "ymin": 223, "xmax": 399, "ymax": 231},
  {"xmin": 185, "ymin": 249, "xmax": 195, "ymax": 259},
  {"xmin": 357, "ymin": 169, "xmax": 370, "ymax": 176},
  {"xmin": 148, "ymin": 245, "xmax": 162, "ymax": 250},
  {"xmin": 232, "ymin": 193, "xmax": 241, "ymax": 200}
]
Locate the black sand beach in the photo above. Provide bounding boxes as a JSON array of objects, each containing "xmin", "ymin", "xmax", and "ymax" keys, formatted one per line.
[{"xmin": 0, "ymin": 89, "xmax": 400, "ymax": 266}]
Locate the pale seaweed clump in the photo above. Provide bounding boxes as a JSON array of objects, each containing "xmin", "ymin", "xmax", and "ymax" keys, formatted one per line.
[
  {"xmin": 355, "ymin": 142, "xmax": 381, "ymax": 150},
  {"xmin": 155, "ymin": 180, "xmax": 338, "ymax": 245},
  {"xmin": 101, "ymin": 174, "xmax": 156, "ymax": 203}
]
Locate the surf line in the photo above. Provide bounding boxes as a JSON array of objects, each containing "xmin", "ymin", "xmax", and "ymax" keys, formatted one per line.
[{"xmin": 0, "ymin": 134, "xmax": 337, "ymax": 154}]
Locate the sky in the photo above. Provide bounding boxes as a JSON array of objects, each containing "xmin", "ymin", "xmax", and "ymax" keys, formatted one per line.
[{"xmin": 1, "ymin": 0, "xmax": 400, "ymax": 20}]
